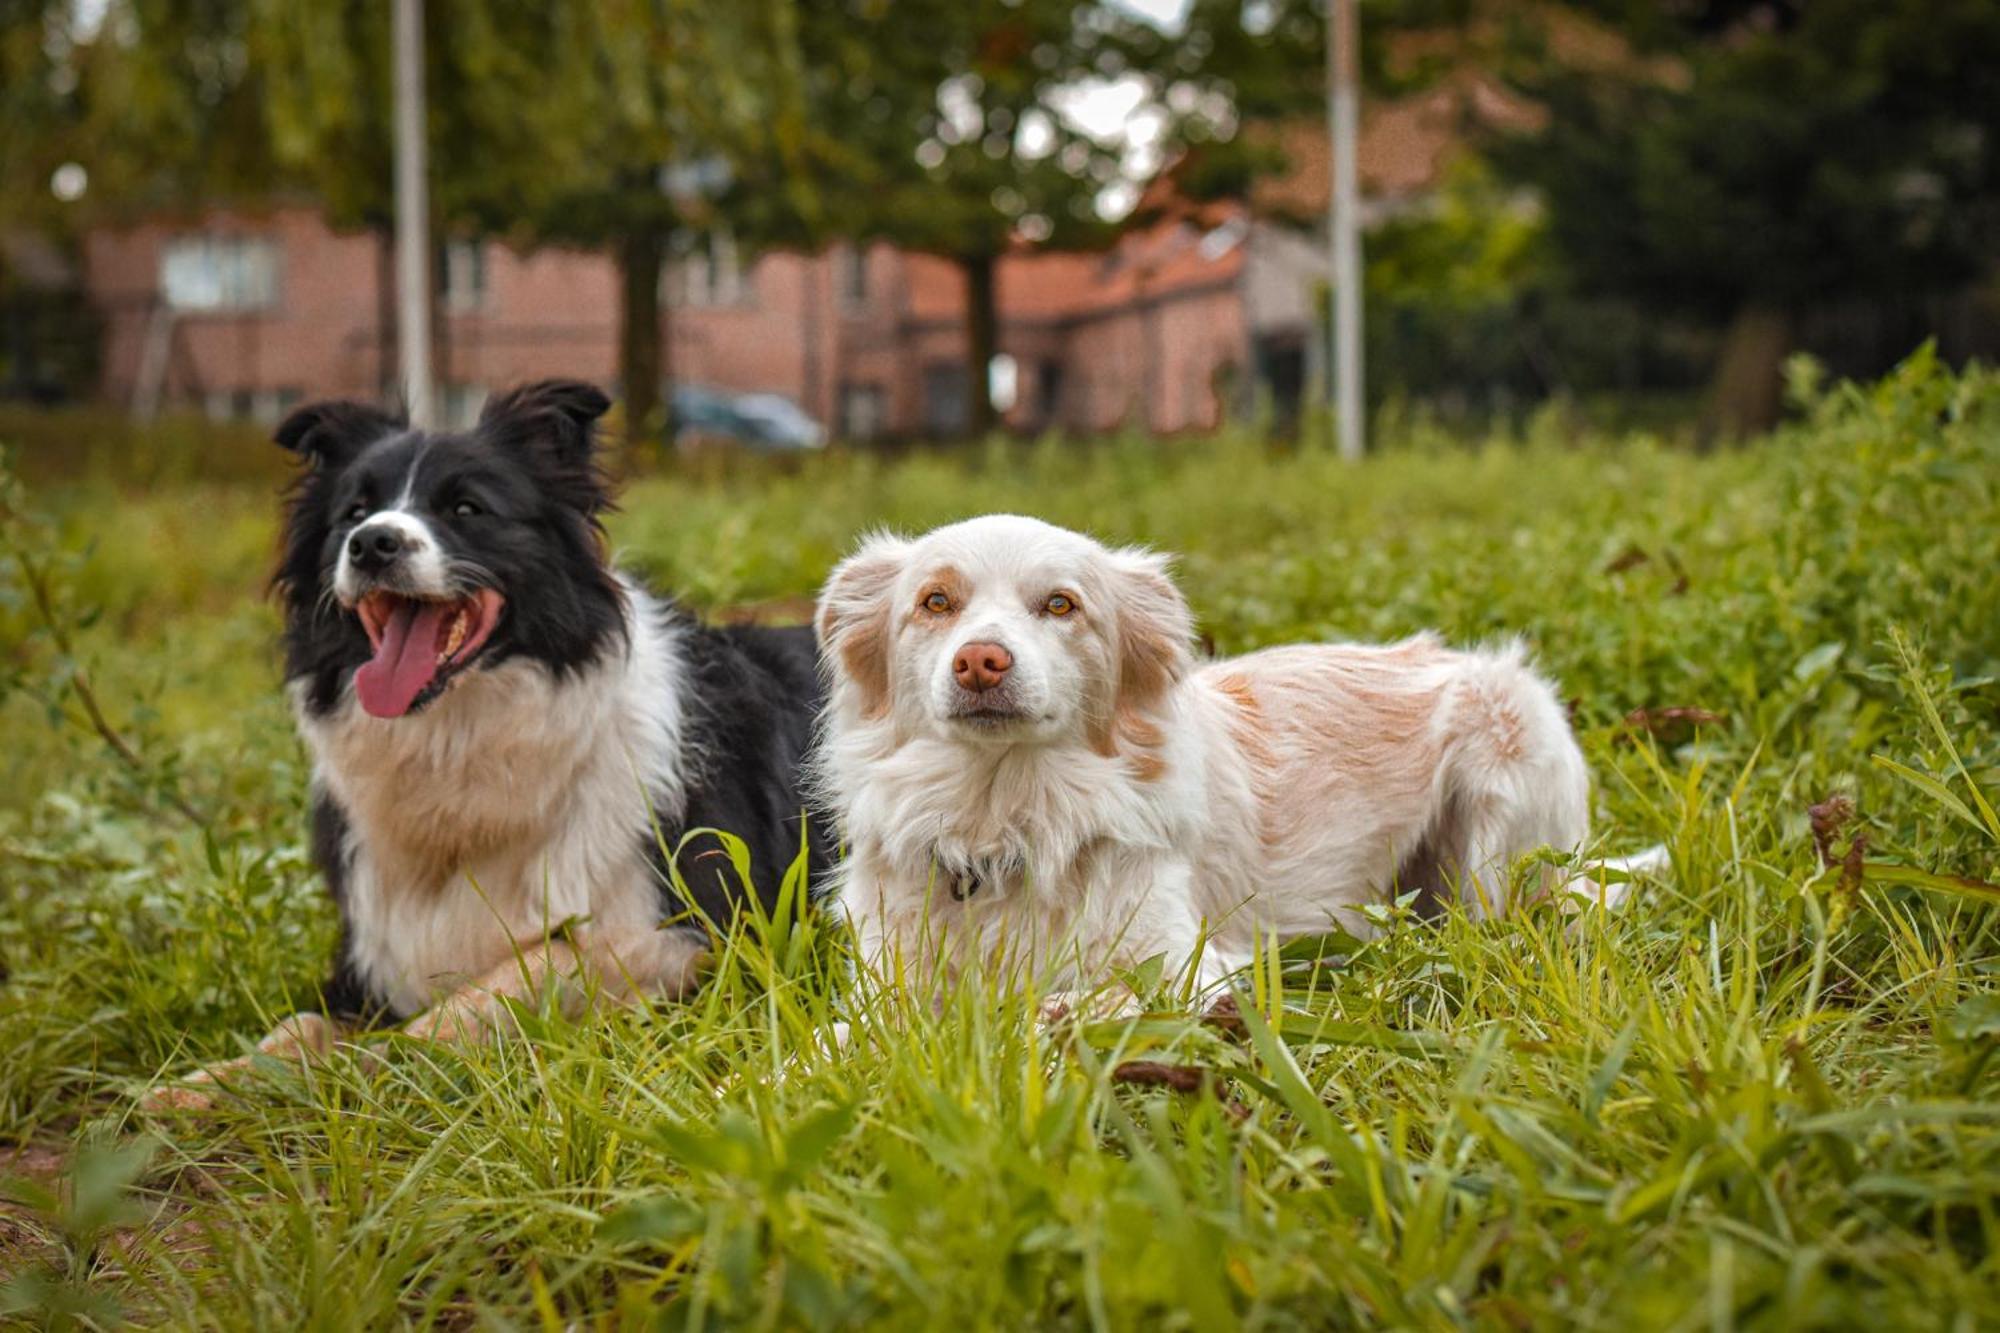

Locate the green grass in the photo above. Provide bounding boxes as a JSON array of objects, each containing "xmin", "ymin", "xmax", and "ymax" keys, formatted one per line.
[{"xmin": 1, "ymin": 350, "xmax": 1997, "ymax": 1328}]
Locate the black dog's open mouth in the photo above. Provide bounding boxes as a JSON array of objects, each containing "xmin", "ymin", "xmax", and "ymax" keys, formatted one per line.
[{"xmin": 352, "ymin": 589, "xmax": 505, "ymax": 719}]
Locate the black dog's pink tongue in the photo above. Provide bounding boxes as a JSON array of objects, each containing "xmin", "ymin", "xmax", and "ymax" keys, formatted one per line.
[{"xmin": 355, "ymin": 600, "xmax": 449, "ymax": 718}]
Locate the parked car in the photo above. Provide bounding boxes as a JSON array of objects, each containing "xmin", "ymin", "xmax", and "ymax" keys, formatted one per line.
[{"xmin": 669, "ymin": 385, "xmax": 826, "ymax": 453}]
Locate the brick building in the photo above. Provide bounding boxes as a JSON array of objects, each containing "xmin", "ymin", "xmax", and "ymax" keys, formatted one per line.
[
  {"xmin": 83, "ymin": 200, "xmax": 1325, "ymax": 439},
  {"xmin": 81, "ymin": 83, "xmax": 1520, "ymax": 439}
]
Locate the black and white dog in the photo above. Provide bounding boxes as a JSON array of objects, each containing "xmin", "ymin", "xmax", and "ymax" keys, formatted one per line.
[{"xmin": 149, "ymin": 380, "xmax": 829, "ymax": 1107}]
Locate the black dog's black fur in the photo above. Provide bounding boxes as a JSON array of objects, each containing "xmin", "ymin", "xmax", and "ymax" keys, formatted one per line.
[{"xmin": 274, "ymin": 380, "xmax": 832, "ymax": 1025}]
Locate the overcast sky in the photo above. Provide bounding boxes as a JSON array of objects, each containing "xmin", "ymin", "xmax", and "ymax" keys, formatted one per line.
[{"xmin": 1116, "ymin": 0, "xmax": 1194, "ymax": 28}]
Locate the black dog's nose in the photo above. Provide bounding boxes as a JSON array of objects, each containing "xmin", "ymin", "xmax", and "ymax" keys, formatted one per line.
[{"xmin": 347, "ymin": 526, "xmax": 405, "ymax": 571}]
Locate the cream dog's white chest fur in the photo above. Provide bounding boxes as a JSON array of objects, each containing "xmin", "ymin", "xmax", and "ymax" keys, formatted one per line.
[{"xmin": 832, "ymin": 730, "xmax": 1200, "ymax": 986}]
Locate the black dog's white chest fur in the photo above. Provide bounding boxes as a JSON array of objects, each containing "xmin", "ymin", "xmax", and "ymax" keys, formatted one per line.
[{"xmin": 299, "ymin": 578, "xmax": 691, "ymax": 1018}]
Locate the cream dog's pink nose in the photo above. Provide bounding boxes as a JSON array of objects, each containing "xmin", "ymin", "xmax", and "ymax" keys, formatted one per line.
[{"xmin": 953, "ymin": 641, "xmax": 1013, "ymax": 692}]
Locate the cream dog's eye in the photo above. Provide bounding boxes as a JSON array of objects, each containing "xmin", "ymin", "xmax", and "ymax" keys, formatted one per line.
[
  {"xmin": 1045, "ymin": 593, "xmax": 1075, "ymax": 617},
  {"xmin": 923, "ymin": 590, "xmax": 953, "ymax": 615}
]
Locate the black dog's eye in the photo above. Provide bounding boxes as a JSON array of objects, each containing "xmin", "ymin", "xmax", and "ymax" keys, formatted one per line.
[
  {"xmin": 344, "ymin": 502, "xmax": 368, "ymax": 523},
  {"xmin": 452, "ymin": 499, "xmax": 481, "ymax": 518}
]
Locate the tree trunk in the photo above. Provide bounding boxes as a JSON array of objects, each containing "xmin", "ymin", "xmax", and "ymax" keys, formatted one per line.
[
  {"xmin": 961, "ymin": 251, "xmax": 998, "ymax": 437},
  {"xmin": 1705, "ymin": 302, "xmax": 1793, "ymax": 442},
  {"xmin": 616, "ymin": 228, "xmax": 667, "ymax": 456}
]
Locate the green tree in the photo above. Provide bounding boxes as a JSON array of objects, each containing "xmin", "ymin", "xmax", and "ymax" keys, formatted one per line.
[
  {"xmin": 439, "ymin": 3, "xmax": 811, "ymax": 449},
  {"xmin": 69, "ymin": 1, "xmax": 805, "ymax": 446},
  {"xmin": 791, "ymin": 0, "xmax": 1153, "ymax": 435},
  {"xmin": 1, "ymin": 2, "xmax": 82, "ymax": 235},
  {"xmin": 0, "ymin": 3, "xmax": 85, "ymax": 397},
  {"xmin": 243, "ymin": 2, "xmax": 805, "ymax": 448},
  {"xmin": 1155, "ymin": 0, "xmax": 1488, "ymax": 202},
  {"xmin": 1491, "ymin": 1, "xmax": 2000, "ymax": 435}
]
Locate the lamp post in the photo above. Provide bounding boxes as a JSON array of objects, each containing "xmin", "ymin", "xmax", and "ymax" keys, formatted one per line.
[
  {"xmin": 1327, "ymin": 0, "xmax": 1363, "ymax": 460},
  {"xmin": 394, "ymin": 0, "xmax": 435, "ymax": 425}
]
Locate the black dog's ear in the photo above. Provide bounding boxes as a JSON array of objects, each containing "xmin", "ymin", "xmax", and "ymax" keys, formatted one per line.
[
  {"xmin": 273, "ymin": 400, "xmax": 403, "ymax": 468},
  {"xmin": 479, "ymin": 379, "xmax": 613, "ymax": 464}
]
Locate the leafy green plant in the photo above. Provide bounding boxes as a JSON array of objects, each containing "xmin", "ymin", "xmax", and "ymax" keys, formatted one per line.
[
  {"xmin": 0, "ymin": 448, "xmax": 208, "ymax": 827},
  {"xmin": 0, "ymin": 1136, "xmax": 157, "ymax": 1331}
]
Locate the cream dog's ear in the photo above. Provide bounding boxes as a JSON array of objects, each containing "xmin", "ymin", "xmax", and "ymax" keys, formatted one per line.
[
  {"xmin": 816, "ymin": 532, "xmax": 913, "ymax": 719},
  {"xmin": 1109, "ymin": 546, "xmax": 1196, "ymax": 712}
]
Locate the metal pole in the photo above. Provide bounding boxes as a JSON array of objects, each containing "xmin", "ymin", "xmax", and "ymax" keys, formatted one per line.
[
  {"xmin": 1328, "ymin": 0, "xmax": 1363, "ymax": 460},
  {"xmin": 394, "ymin": 0, "xmax": 435, "ymax": 425}
]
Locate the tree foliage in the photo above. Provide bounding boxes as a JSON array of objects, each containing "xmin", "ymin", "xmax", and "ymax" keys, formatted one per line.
[
  {"xmin": 1158, "ymin": 0, "xmax": 1494, "ymax": 203},
  {"xmin": 1490, "ymin": 0, "xmax": 2000, "ymax": 432},
  {"xmin": 1, "ymin": 2, "xmax": 83, "ymax": 234},
  {"xmin": 415, "ymin": 2, "xmax": 811, "ymax": 448},
  {"xmin": 48, "ymin": 1, "xmax": 806, "ymax": 444},
  {"xmin": 1500, "ymin": 1, "xmax": 2000, "ymax": 318},
  {"xmin": 789, "ymin": 0, "xmax": 1161, "ymax": 434}
]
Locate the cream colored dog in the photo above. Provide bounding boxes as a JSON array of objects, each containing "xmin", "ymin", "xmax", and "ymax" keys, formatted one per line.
[{"xmin": 814, "ymin": 514, "xmax": 1643, "ymax": 1002}]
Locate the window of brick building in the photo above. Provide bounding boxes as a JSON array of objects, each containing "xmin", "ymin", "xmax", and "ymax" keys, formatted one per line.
[
  {"xmin": 160, "ymin": 235, "xmax": 279, "ymax": 313},
  {"xmin": 1038, "ymin": 358, "xmax": 1065, "ymax": 424},
  {"xmin": 840, "ymin": 382, "xmax": 886, "ymax": 440},
  {"xmin": 988, "ymin": 354, "xmax": 1018, "ymax": 414},
  {"xmin": 839, "ymin": 246, "xmax": 869, "ymax": 310},
  {"xmin": 677, "ymin": 229, "xmax": 747, "ymax": 307},
  {"xmin": 441, "ymin": 239, "xmax": 489, "ymax": 312},
  {"xmin": 921, "ymin": 363, "xmax": 968, "ymax": 437}
]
